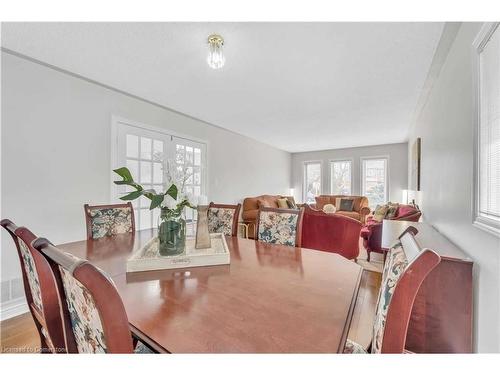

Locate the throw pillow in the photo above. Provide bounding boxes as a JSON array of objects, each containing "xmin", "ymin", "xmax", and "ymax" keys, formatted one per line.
[
  {"xmin": 339, "ymin": 198, "xmax": 355, "ymax": 212},
  {"xmin": 373, "ymin": 204, "xmax": 389, "ymax": 222},
  {"xmin": 397, "ymin": 205, "xmax": 417, "ymax": 218},
  {"xmin": 277, "ymin": 198, "xmax": 289, "ymax": 209},
  {"xmin": 286, "ymin": 198, "xmax": 298, "ymax": 209},
  {"xmin": 386, "ymin": 202, "xmax": 399, "ymax": 219},
  {"xmin": 322, "ymin": 204, "xmax": 336, "ymax": 214},
  {"xmin": 335, "ymin": 197, "xmax": 342, "ymax": 209}
]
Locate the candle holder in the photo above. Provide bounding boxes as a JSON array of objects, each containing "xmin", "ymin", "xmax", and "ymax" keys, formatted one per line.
[{"xmin": 195, "ymin": 205, "xmax": 212, "ymax": 249}]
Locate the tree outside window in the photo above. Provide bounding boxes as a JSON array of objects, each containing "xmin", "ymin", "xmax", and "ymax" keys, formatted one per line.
[
  {"xmin": 362, "ymin": 158, "xmax": 388, "ymax": 209},
  {"xmin": 331, "ymin": 160, "xmax": 352, "ymax": 195},
  {"xmin": 304, "ymin": 162, "xmax": 321, "ymax": 203}
]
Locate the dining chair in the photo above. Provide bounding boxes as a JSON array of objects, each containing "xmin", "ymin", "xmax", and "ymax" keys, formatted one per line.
[
  {"xmin": 343, "ymin": 226, "xmax": 441, "ymax": 354},
  {"xmin": 0, "ymin": 219, "xmax": 66, "ymax": 353},
  {"xmin": 84, "ymin": 202, "xmax": 135, "ymax": 239},
  {"xmin": 33, "ymin": 237, "xmax": 153, "ymax": 353},
  {"xmin": 255, "ymin": 207, "xmax": 304, "ymax": 247},
  {"xmin": 207, "ymin": 202, "xmax": 241, "ymax": 237}
]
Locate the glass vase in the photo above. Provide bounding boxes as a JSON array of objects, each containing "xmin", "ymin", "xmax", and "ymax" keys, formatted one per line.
[{"xmin": 157, "ymin": 208, "xmax": 186, "ymax": 256}]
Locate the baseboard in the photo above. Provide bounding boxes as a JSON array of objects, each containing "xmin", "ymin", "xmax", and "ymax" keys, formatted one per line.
[{"xmin": 0, "ymin": 298, "xmax": 29, "ymax": 321}]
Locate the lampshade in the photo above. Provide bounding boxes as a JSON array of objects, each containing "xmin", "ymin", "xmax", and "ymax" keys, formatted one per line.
[{"xmin": 402, "ymin": 189, "xmax": 409, "ymax": 204}]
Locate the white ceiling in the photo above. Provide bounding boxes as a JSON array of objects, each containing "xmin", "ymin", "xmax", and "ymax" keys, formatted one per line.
[{"xmin": 2, "ymin": 22, "xmax": 444, "ymax": 152}]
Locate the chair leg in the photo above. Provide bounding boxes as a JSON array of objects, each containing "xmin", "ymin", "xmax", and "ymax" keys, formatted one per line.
[{"xmin": 367, "ymin": 250, "xmax": 371, "ymax": 262}]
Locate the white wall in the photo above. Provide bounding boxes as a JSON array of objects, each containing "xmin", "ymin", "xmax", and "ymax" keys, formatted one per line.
[
  {"xmin": 408, "ymin": 22, "xmax": 500, "ymax": 352},
  {"xmin": 291, "ymin": 143, "xmax": 408, "ymax": 204},
  {"xmin": 0, "ymin": 52, "xmax": 291, "ymax": 297}
]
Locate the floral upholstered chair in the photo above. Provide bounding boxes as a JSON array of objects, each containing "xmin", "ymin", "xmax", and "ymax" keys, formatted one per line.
[
  {"xmin": 256, "ymin": 207, "xmax": 304, "ymax": 247},
  {"xmin": 207, "ymin": 202, "xmax": 241, "ymax": 237},
  {"xmin": 0, "ymin": 220, "xmax": 66, "ymax": 353},
  {"xmin": 344, "ymin": 227, "xmax": 441, "ymax": 354},
  {"xmin": 84, "ymin": 203, "xmax": 135, "ymax": 239},
  {"xmin": 34, "ymin": 238, "xmax": 154, "ymax": 353}
]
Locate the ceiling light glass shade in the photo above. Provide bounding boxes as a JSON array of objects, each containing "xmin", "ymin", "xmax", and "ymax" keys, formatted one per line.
[{"xmin": 207, "ymin": 34, "xmax": 225, "ymax": 69}]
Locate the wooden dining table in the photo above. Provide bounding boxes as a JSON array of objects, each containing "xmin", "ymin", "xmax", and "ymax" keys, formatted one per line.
[{"xmin": 58, "ymin": 229, "xmax": 363, "ymax": 353}]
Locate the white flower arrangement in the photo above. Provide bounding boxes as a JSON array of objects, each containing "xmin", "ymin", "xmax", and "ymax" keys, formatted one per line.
[{"xmin": 113, "ymin": 159, "xmax": 199, "ymax": 216}]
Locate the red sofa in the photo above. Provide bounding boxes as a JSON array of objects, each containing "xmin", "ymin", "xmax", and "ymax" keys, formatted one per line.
[
  {"xmin": 301, "ymin": 205, "xmax": 362, "ymax": 260},
  {"xmin": 360, "ymin": 204, "xmax": 421, "ymax": 262}
]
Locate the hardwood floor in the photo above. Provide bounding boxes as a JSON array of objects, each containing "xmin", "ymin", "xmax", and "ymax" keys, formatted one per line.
[
  {"xmin": 0, "ymin": 312, "xmax": 40, "ymax": 353},
  {"xmin": 0, "ymin": 269, "xmax": 381, "ymax": 353},
  {"xmin": 347, "ymin": 270, "xmax": 382, "ymax": 349}
]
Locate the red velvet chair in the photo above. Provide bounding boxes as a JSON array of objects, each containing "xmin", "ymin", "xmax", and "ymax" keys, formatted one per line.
[
  {"xmin": 360, "ymin": 204, "xmax": 421, "ymax": 262},
  {"xmin": 301, "ymin": 205, "xmax": 362, "ymax": 260}
]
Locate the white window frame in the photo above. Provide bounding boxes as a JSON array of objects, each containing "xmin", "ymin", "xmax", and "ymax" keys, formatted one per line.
[
  {"xmin": 472, "ymin": 22, "xmax": 500, "ymax": 237},
  {"xmin": 361, "ymin": 156, "xmax": 389, "ymax": 208},
  {"xmin": 110, "ymin": 115, "xmax": 208, "ymax": 230},
  {"xmin": 329, "ymin": 158, "xmax": 353, "ymax": 196},
  {"xmin": 303, "ymin": 160, "xmax": 322, "ymax": 203}
]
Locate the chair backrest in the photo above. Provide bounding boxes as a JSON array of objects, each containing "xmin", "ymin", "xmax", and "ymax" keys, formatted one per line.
[
  {"xmin": 256, "ymin": 207, "xmax": 304, "ymax": 247},
  {"xmin": 371, "ymin": 226, "xmax": 441, "ymax": 353},
  {"xmin": 207, "ymin": 202, "xmax": 241, "ymax": 237},
  {"xmin": 301, "ymin": 205, "xmax": 362, "ymax": 260},
  {"xmin": 84, "ymin": 202, "xmax": 135, "ymax": 239},
  {"xmin": 0, "ymin": 219, "xmax": 66, "ymax": 353},
  {"xmin": 33, "ymin": 238, "xmax": 134, "ymax": 353}
]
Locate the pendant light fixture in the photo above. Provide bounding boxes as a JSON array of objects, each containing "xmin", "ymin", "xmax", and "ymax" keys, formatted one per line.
[{"xmin": 207, "ymin": 34, "xmax": 225, "ymax": 69}]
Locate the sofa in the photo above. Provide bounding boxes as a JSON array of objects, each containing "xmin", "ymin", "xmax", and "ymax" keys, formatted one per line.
[
  {"xmin": 242, "ymin": 194, "xmax": 297, "ymax": 238},
  {"xmin": 313, "ymin": 195, "xmax": 371, "ymax": 223},
  {"xmin": 360, "ymin": 204, "xmax": 421, "ymax": 262},
  {"xmin": 301, "ymin": 205, "xmax": 362, "ymax": 260}
]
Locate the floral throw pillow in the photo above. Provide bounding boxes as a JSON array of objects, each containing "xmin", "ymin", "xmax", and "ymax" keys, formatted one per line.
[
  {"xmin": 385, "ymin": 202, "xmax": 399, "ymax": 219},
  {"xmin": 372, "ymin": 204, "xmax": 389, "ymax": 222}
]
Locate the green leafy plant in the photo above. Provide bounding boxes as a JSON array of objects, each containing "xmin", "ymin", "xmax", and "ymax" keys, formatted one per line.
[{"xmin": 113, "ymin": 167, "xmax": 195, "ymax": 212}]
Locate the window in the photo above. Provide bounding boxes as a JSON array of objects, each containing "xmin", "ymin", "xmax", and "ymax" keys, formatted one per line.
[
  {"xmin": 303, "ymin": 162, "xmax": 321, "ymax": 203},
  {"xmin": 113, "ymin": 118, "xmax": 206, "ymax": 231},
  {"xmin": 362, "ymin": 157, "xmax": 388, "ymax": 209},
  {"xmin": 330, "ymin": 160, "xmax": 352, "ymax": 195},
  {"xmin": 473, "ymin": 23, "xmax": 500, "ymax": 236}
]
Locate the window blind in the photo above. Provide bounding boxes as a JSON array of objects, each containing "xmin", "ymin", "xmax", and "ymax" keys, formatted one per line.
[{"xmin": 478, "ymin": 25, "xmax": 500, "ymax": 220}]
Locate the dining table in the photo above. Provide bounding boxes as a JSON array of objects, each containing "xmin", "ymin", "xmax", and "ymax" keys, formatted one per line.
[{"xmin": 58, "ymin": 229, "xmax": 363, "ymax": 353}]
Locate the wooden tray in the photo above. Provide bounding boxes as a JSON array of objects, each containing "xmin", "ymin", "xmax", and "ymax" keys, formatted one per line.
[{"xmin": 126, "ymin": 233, "xmax": 230, "ymax": 273}]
